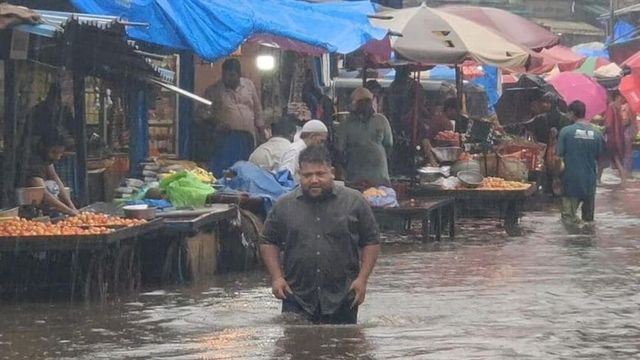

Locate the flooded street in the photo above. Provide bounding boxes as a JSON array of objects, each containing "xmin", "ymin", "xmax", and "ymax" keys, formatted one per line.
[{"xmin": 1, "ymin": 184, "xmax": 640, "ymax": 359}]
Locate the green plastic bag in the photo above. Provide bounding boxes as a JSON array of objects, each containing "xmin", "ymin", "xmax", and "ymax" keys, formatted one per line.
[{"xmin": 159, "ymin": 171, "xmax": 215, "ymax": 208}]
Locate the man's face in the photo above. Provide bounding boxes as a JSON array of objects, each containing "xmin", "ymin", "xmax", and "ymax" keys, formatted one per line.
[
  {"xmin": 222, "ymin": 70, "xmax": 240, "ymax": 89},
  {"xmin": 299, "ymin": 161, "xmax": 334, "ymax": 199},
  {"xmin": 307, "ymin": 132, "xmax": 328, "ymax": 146},
  {"xmin": 46, "ymin": 146, "xmax": 65, "ymax": 162},
  {"xmin": 445, "ymin": 107, "xmax": 458, "ymax": 119},
  {"xmin": 541, "ymin": 100, "xmax": 552, "ymax": 112},
  {"xmin": 354, "ymin": 98, "xmax": 373, "ymax": 115}
]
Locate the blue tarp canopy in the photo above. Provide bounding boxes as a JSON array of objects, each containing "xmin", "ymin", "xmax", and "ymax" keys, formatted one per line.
[{"xmin": 71, "ymin": 0, "xmax": 386, "ymax": 61}]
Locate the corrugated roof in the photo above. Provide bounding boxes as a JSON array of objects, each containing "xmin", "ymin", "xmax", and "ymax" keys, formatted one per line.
[
  {"xmin": 532, "ymin": 18, "xmax": 605, "ymax": 37},
  {"xmin": 12, "ymin": 10, "xmax": 174, "ymax": 83},
  {"xmin": 599, "ymin": 3, "xmax": 640, "ymax": 19}
]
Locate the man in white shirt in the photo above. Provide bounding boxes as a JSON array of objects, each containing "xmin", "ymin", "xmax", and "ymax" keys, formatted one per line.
[
  {"xmin": 278, "ymin": 120, "xmax": 328, "ymax": 179},
  {"xmin": 249, "ymin": 117, "xmax": 297, "ymax": 171}
]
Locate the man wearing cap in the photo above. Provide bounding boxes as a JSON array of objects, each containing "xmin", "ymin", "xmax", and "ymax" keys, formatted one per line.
[
  {"xmin": 279, "ymin": 119, "xmax": 329, "ymax": 180},
  {"xmin": 335, "ymin": 87, "xmax": 393, "ymax": 186}
]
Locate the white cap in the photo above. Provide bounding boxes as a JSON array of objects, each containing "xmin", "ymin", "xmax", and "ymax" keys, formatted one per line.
[{"xmin": 301, "ymin": 119, "xmax": 328, "ymax": 134}]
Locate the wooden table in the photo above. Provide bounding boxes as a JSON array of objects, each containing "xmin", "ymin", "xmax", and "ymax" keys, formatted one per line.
[
  {"xmin": 372, "ymin": 198, "xmax": 456, "ymax": 241},
  {"xmin": 410, "ymin": 184, "xmax": 537, "ymax": 236}
]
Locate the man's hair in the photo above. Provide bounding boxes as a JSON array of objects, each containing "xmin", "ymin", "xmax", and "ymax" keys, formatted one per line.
[
  {"xmin": 41, "ymin": 129, "xmax": 71, "ymax": 149},
  {"xmin": 568, "ymin": 100, "xmax": 586, "ymax": 119},
  {"xmin": 443, "ymin": 97, "xmax": 458, "ymax": 112},
  {"xmin": 271, "ymin": 117, "xmax": 297, "ymax": 137},
  {"xmin": 365, "ymin": 79, "xmax": 382, "ymax": 92},
  {"xmin": 298, "ymin": 145, "xmax": 332, "ymax": 168},
  {"xmin": 222, "ymin": 58, "xmax": 241, "ymax": 74}
]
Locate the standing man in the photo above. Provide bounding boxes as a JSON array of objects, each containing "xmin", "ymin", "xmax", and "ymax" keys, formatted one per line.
[
  {"xmin": 249, "ymin": 117, "xmax": 296, "ymax": 172},
  {"xmin": 261, "ymin": 145, "xmax": 381, "ymax": 324},
  {"xmin": 278, "ymin": 120, "xmax": 328, "ymax": 179},
  {"xmin": 336, "ymin": 87, "xmax": 393, "ymax": 186},
  {"xmin": 199, "ymin": 58, "xmax": 265, "ymax": 177},
  {"xmin": 557, "ymin": 100, "xmax": 604, "ymax": 227},
  {"xmin": 443, "ymin": 98, "xmax": 470, "ymax": 134}
]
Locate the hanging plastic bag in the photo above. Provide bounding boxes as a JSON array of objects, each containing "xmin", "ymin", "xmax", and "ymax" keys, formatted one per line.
[{"xmin": 159, "ymin": 171, "xmax": 215, "ymax": 208}]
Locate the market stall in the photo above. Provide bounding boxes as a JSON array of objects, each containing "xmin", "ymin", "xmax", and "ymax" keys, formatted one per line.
[
  {"xmin": 0, "ymin": 213, "xmax": 163, "ymax": 302},
  {"xmin": 411, "ymin": 176, "xmax": 537, "ymax": 236}
]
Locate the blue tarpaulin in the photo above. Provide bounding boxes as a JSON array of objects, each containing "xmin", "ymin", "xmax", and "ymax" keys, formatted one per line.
[{"xmin": 71, "ymin": 0, "xmax": 386, "ymax": 61}]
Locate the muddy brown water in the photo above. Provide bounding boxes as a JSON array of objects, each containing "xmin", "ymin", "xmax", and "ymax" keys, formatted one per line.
[{"xmin": 1, "ymin": 185, "xmax": 639, "ymax": 359}]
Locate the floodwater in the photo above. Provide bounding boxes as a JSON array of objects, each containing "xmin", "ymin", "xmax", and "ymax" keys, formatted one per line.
[{"xmin": 1, "ymin": 183, "xmax": 640, "ymax": 359}]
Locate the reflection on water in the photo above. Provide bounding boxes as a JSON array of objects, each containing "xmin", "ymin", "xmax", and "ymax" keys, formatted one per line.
[{"xmin": 1, "ymin": 186, "xmax": 640, "ymax": 359}]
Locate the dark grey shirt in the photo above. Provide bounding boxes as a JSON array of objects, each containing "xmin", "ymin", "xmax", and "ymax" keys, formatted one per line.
[{"xmin": 260, "ymin": 185, "xmax": 380, "ymax": 315}]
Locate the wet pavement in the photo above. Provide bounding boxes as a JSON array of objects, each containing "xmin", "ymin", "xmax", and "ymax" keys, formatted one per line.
[{"xmin": 1, "ymin": 182, "xmax": 639, "ymax": 359}]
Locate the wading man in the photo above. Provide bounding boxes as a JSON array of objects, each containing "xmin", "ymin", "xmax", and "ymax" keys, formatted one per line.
[
  {"xmin": 557, "ymin": 100, "xmax": 604, "ymax": 228},
  {"xmin": 260, "ymin": 145, "xmax": 381, "ymax": 324}
]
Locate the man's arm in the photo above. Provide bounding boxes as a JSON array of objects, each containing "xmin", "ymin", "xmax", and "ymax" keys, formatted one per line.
[
  {"xmin": 28, "ymin": 176, "xmax": 77, "ymax": 215},
  {"xmin": 259, "ymin": 205, "xmax": 292, "ymax": 299},
  {"xmin": 45, "ymin": 164, "xmax": 76, "ymax": 210},
  {"xmin": 250, "ymin": 81, "xmax": 265, "ymax": 138},
  {"xmin": 381, "ymin": 115, "xmax": 394, "ymax": 152},
  {"xmin": 350, "ymin": 195, "xmax": 381, "ymax": 307},
  {"xmin": 556, "ymin": 127, "xmax": 567, "ymax": 158}
]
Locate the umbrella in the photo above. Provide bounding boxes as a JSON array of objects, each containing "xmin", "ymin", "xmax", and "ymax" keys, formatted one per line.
[
  {"xmin": 496, "ymin": 74, "xmax": 557, "ymax": 125},
  {"xmin": 547, "ymin": 72, "xmax": 608, "ymax": 120},
  {"xmin": 622, "ymin": 50, "xmax": 640, "ymax": 72},
  {"xmin": 439, "ymin": 5, "xmax": 559, "ymax": 50},
  {"xmin": 369, "ymin": 3, "xmax": 529, "ymax": 68},
  {"xmin": 528, "ymin": 45, "xmax": 586, "ymax": 74},
  {"xmin": 619, "ymin": 73, "xmax": 640, "ymax": 113},
  {"xmin": 577, "ymin": 56, "xmax": 611, "ymax": 76}
]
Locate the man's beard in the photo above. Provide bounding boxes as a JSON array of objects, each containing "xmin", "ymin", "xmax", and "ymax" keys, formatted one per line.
[
  {"xmin": 302, "ymin": 184, "xmax": 333, "ymax": 200},
  {"xmin": 352, "ymin": 106, "xmax": 374, "ymax": 119}
]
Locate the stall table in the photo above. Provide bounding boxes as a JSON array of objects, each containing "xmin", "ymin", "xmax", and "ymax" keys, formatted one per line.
[
  {"xmin": 372, "ymin": 198, "xmax": 455, "ymax": 241},
  {"xmin": 155, "ymin": 204, "xmax": 239, "ymax": 283},
  {"xmin": 410, "ymin": 183, "xmax": 537, "ymax": 236},
  {"xmin": 0, "ymin": 218, "xmax": 163, "ymax": 302}
]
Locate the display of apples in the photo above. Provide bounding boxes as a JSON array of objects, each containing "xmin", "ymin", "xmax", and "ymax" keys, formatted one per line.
[
  {"xmin": 0, "ymin": 218, "xmax": 113, "ymax": 237},
  {"xmin": 57, "ymin": 212, "xmax": 147, "ymax": 228}
]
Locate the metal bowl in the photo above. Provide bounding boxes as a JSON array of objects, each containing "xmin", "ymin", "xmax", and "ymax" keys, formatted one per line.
[
  {"xmin": 431, "ymin": 147, "xmax": 463, "ymax": 163},
  {"xmin": 123, "ymin": 205, "xmax": 156, "ymax": 220},
  {"xmin": 457, "ymin": 170, "xmax": 484, "ymax": 188},
  {"xmin": 15, "ymin": 187, "xmax": 46, "ymax": 206}
]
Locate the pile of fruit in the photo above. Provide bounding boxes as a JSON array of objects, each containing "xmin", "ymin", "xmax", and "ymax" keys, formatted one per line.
[
  {"xmin": 57, "ymin": 212, "xmax": 146, "ymax": 228},
  {"xmin": 435, "ymin": 131, "xmax": 460, "ymax": 144},
  {"xmin": 0, "ymin": 218, "xmax": 113, "ymax": 237},
  {"xmin": 363, "ymin": 187, "xmax": 388, "ymax": 197},
  {"xmin": 479, "ymin": 177, "xmax": 530, "ymax": 190}
]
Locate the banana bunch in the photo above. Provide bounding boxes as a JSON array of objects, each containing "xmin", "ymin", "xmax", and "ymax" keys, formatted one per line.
[{"xmin": 189, "ymin": 167, "xmax": 216, "ymax": 183}]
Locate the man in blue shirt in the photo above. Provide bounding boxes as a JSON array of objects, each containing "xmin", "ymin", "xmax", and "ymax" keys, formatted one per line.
[{"xmin": 557, "ymin": 101, "xmax": 604, "ymax": 227}]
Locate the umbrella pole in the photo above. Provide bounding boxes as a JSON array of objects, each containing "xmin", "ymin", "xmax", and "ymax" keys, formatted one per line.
[{"xmin": 455, "ymin": 65, "xmax": 464, "ymax": 110}]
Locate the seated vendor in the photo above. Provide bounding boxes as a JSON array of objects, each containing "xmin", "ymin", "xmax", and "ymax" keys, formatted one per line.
[
  {"xmin": 22, "ymin": 131, "xmax": 78, "ymax": 216},
  {"xmin": 420, "ymin": 104, "xmax": 454, "ymax": 166}
]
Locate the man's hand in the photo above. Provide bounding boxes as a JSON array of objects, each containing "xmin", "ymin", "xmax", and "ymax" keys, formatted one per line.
[
  {"xmin": 271, "ymin": 277, "xmax": 292, "ymax": 300},
  {"xmin": 349, "ymin": 276, "xmax": 368, "ymax": 308}
]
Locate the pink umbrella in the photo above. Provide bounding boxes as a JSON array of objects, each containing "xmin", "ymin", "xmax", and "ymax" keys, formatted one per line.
[{"xmin": 547, "ymin": 72, "xmax": 608, "ymax": 120}]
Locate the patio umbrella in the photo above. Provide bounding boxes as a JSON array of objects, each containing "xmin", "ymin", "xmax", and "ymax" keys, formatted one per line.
[
  {"xmin": 547, "ymin": 72, "xmax": 608, "ymax": 120},
  {"xmin": 496, "ymin": 74, "xmax": 557, "ymax": 125},
  {"xmin": 577, "ymin": 56, "xmax": 611, "ymax": 76},
  {"xmin": 370, "ymin": 3, "xmax": 529, "ymax": 68},
  {"xmin": 528, "ymin": 45, "xmax": 586, "ymax": 74},
  {"xmin": 439, "ymin": 5, "xmax": 559, "ymax": 50},
  {"xmin": 622, "ymin": 50, "xmax": 640, "ymax": 72},
  {"xmin": 619, "ymin": 73, "xmax": 640, "ymax": 113}
]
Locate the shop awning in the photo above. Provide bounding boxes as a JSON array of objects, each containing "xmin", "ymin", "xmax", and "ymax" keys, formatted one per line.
[{"xmin": 70, "ymin": 0, "xmax": 387, "ymax": 61}]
